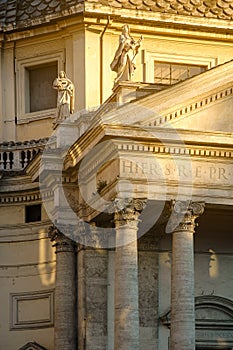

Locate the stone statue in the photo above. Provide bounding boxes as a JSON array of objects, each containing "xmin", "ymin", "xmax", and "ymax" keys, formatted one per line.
[
  {"xmin": 110, "ymin": 24, "xmax": 142, "ymax": 84},
  {"xmin": 53, "ymin": 71, "xmax": 74, "ymax": 122}
]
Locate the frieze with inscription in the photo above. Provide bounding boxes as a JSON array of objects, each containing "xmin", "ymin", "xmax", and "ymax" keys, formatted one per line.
[
  {"xmin": 196, "ymin": 329, "xmax": 233, "ymax": 340},
  {"xmin": 120, "ymin": 158, "xmax": 233, "ymax": 185}
]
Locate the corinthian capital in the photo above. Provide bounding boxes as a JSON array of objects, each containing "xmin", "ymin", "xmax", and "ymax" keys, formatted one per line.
[
  {"xmin": 113, "ymin": 198, "xmax": 146, "ymax": 227},
  {"xmin": 168, "ymin": 200, "xmax": 205, "ymax": 233},
  {"xmin": 48, "ymin": 224, "xmax": 76, "ymax": 253}
]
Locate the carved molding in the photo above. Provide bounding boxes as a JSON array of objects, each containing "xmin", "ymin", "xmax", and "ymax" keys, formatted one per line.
[
  {"xmin": 0, "ymin": 190, "xmax": 53, "ymax": 205},
  {"xmin": 10, "ymin": 290, "xmax": 54, "ymax": 330},
  {"xmin": 15, "ymin": 50, "xmax": 65, "ymax": 122},
  {"xmin": 160, "ymin": 295, "xmax": 233, "ymax": 332},
  {"xmin": 169, "ymin": 200, "xmax": 205, "ymax": 233},
  {"xmin": 75, "ymin": 139, "xmax": 233, "ymax": 184},
  {"xmin": 147, "ymin": 86, "xmax": 233, "ymax": 127},
  {"xmin": 18, "ymin": 342, "xmax": 48, "ymax": 350},
  {"xmin": 48, "ymin": 224, "xmax": 76, "ymax": 253},
  {"xmin": 116, "ymin": 141, "xmax": 233, "ymax": 160}
]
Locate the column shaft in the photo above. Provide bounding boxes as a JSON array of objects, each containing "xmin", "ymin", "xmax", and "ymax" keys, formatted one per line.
[
  {"xmin": 171, "ymin": 230, "xmax": 195, "ymax": 350},
  {"xmin": 55, "ymin": 249, "xmax": 76, "ymax": 350},
  {"xmin": 49, "ymin": 225, "xmax": 76, "ymax": 350},
  {"xmin": 169, "ymin": 201, "xmax": 204, "ymax": 350},
  {"xmin": 107, "ymin": 249, "xmax": 115, "ymax": 350},
  {"xmin": 113, "ymin": 198, "xmax": 145, "ymax": 350},
  {"xmin": 115, "ymin": 224, "xmax": 139, "ymax": 350}
]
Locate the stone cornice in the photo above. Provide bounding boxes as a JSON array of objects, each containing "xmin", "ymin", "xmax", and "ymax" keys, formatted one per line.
[
  {"xmin": 65, "ymin": 123, "xmax": 106, "ymax": 169},
  {"xmin": 146, "ymin": 85, "xmax": 233, "ymax": 128},
  {"xmin": 68, "ymin": 126, "xmax": 233, "ymax": 179},
  {"xmin": 65, "ymin": 123, "xmax": 233, "ymax": 174},
  {"xmin": 0, "ymin": 220, "xmax": 52, "ymax": 242},
  {"xmin": 0, "ymin": 189, "xmax": 53, "ymax": 205},
  {"xmin": 2, "ymin": 3, "xmax": 233, "ymax": 39},
  {"xmin": 114, "ymin": 138, "xmax": 233, "ymax": 159},
  {"xmin": 84, "ymin": 5, "xmax": 233, "ymax": 37}
]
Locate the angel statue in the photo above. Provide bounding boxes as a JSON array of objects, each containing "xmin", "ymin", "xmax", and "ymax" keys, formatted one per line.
[
  {"xmin": 52, "ymin": 71, "xmax": 75, "ymax": 122},
  {"xmin": 110, "ymin": 24, "xmax": 142, "ymax": 84}
]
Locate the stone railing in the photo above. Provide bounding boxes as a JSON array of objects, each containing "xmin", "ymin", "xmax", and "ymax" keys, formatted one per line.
[{"xmin": 0, "ymin": 137, "xmax": 56, "ymax": 171}]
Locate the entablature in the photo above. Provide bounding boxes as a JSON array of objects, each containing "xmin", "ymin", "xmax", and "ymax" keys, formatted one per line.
[{"xmin": 64, "ymin": 122, "xmax": 233, "ymax": 221}]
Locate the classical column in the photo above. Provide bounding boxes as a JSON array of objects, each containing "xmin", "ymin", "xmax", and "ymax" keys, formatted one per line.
[
  {"xmin": 48, "ymin": 225, "xmax": 76, "ymax": 350},
  {"xmin": 113, "ymin": 198, "xmax": 145, "ymax": 350},
  {"xmin": 170, "ymin": 201, "xmax": 205, "ymax": 350}
]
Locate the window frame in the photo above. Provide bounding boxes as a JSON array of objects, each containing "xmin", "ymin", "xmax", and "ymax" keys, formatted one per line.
[
  {"xmin": 15, "ymin": 50, "xmax": 65, "ymax": 124},
  {"xmin": 154, "ymin": 61, "xmax": 207, "ymax": 85},
  {"xmin": 142, "ymin": 50, "xmax": 217, "ymax": 84}
]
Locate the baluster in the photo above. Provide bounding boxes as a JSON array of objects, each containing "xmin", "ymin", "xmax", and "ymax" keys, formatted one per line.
[
  {"xmin": 27, "ymin": 150, "xmax": 31, "ymax": 166},
  {"xmin": 9, "ymin": 152, "xmax": 14, "ymax": 169},
  {"xmin": 3, "ymin": 152, "xmax": 8, "ymax": 169},
  {"xmin": 24, "ymin": 150, "xmax": 28, "ymax": 166},
  {"xmin": 0, "ymin": 152, "xmax": 2, "ymax": 170},
  {"xmin": 21, "ymin": 151, "xmax": 25, "ymax": 168}
]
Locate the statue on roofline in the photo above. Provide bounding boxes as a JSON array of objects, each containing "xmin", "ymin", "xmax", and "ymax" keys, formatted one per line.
[
  {"xmin": 110, "ymin": 24, "xmax": 143, "ymax": 84},
  {"xmin": 53, "ymin": 70, "xmax": 75, "ymax": 123}
]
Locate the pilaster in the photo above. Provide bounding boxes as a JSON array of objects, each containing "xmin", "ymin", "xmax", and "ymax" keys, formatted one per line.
[
  {"xmin": 2, "ymin": 42, "xmax": 16, "ymax": 141},
  {"xmin": 170, "ymin": 201, "xmax": 205, "ymax": 350},
  {"xmin": 72, "ymin": 30, "xmax": 85, "ymax": 110}
]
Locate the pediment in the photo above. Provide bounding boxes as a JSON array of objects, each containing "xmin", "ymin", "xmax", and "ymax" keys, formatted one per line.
[
  {"xmin": 160, "ymin": 296, "xmax": 233, "ymax": 329},
  {"xmin": 101, "ymin": 60, "xmax": 233, "ymax": 135},
  {"xmin": 18, "ymin": 342, "xmax": 48, "ymax": 350},
  {"xmin": 195, "ymin": 296, "xmax": 233, "ymax": 324},
  {"xmin": 158, "ymin": 85, "xmax": 233, "ymax": 133}
]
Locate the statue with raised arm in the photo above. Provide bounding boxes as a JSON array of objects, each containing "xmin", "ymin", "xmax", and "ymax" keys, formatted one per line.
[
  {"xmin": 110, "ymin": 24, "xmax": 142, "ymax": 84},
  {"xmin": 53, "ymin": 71, "xmax": 75, "ymax": 122}
]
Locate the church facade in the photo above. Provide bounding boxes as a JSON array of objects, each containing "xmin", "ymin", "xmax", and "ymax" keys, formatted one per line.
[{"xmin": 0, "ymin": 1, "xmax": 233, "ymax": 349}]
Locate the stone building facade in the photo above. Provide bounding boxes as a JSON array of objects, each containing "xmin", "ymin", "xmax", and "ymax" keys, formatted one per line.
[{"xmin": 0, "ymin": 1, "xmax": 233, "ymax": 349}]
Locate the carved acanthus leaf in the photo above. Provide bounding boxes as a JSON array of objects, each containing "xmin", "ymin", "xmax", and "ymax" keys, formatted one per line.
[
  {"xmin": 48, "ymin": 224, "xmax": 76, "ymax": 252},
  {"xmin": 168, "ymin": 200, "xmax": 205, "ymax": 233},
  {"xmin": 114, "ymin": 198, "xmax": 147, "ymax": 226}
]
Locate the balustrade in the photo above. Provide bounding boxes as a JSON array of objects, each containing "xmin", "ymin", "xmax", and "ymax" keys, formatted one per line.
[{"xmin": 0, "ymin": 138, "xmax": 55, "ymax": 171}]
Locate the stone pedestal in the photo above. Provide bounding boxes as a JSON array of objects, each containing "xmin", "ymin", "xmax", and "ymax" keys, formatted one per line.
[
  {"xmin": 48, "ymin": 225, "xmax": 76, "ymax": 350},
  {"xmin": 54, "ymin": 121, "xmax": 79, "ymax": 148},
  {"xmin": 112, "ymin": 81, "xmax": 165, "ymax": 104},
  {"xmin": 170, "ymin": 201, "xmax": 205, "ymax": 350},
  {"xmin": 113, "ymin": 199, "xmax": 145, "ymax": 350}
]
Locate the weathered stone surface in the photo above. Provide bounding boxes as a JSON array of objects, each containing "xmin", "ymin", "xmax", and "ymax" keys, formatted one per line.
[
  {"xmin": 49, "ymin": 225, "xmax": 76, "ymax": 350},
  {"xmin": 139, "ymin": 251, "xmax": 159, "ymax": 349},
  {"xmin": 170, "ymin": 201, "xmax": 205, "ymax": 350},
  {"xmin": 85, "ymin": 249, "xmax": 108, "ymax": 350}
]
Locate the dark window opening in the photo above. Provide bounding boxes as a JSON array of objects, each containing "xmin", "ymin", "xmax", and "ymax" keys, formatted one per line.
[
  {"xmin": 25, "ymin": 204, "xmax": 42, "ymax": 223},
  {"xmin": 154, "ymin": 61, "xmax": 207, "ymax": 85},
  {"xmin": 26, "ymin": 62, "xmax": 57, "ymax": 113}
]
